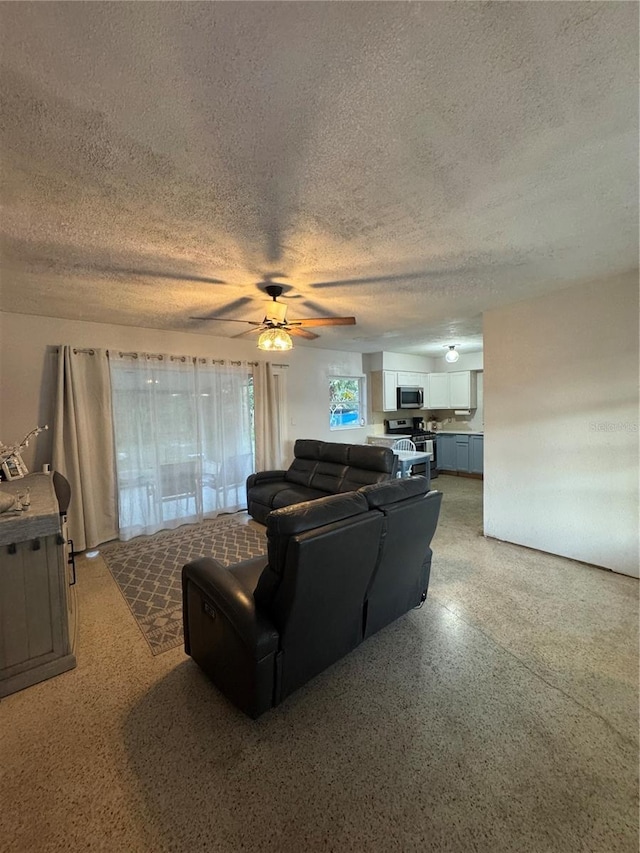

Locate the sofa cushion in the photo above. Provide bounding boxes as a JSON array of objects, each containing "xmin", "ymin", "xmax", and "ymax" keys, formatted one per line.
[
  {"xmin": 267, "ymin": 490, "xmax": 369, "ymax": 538},
  {"xmin": 338, "ymin": 466, "xmax": 395, "ymax": 492},
  {"xmin": 248, "ymin": 480, "xmax": 294, "ymax": 509},
  {"xmin": 348, "ymin": 443, "xmax": 397, "ymax": 473},
  {"xmin": 358, "ymin": 475, "xmax": 430, "ymax": 508},
  {"xmin": 269, "ymin": 490, "xmax": 367, "ymax": 572},
  {"xmin": 271, "ymin": 485, "xmax": 329, "ymax": 510},
  {"xmin": 254, "ymin": 491, "xmax": 371, "ymax": 607},
  {"xmin": 284, "ymin": 457, "xmax": 318, "ymax": 487},
  {"xmin": 318, "ymin": 442, "xmax": 351, "ymax": 465},
  {"xmin": 293, "ymin": 439, "xmax": 324, "ymax": 461},
  {"xmin": 310, "ymin": 461, "xmax": 348, "ymax": 493}
]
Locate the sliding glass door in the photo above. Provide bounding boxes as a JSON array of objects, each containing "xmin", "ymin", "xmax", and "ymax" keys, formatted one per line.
[{"xmin": 110, "ymin": 354, "xmax": 254, "ymax": 540}]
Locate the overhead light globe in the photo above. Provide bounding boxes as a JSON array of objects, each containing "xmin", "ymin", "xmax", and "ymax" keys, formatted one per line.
[
  {"xmin": 445, "ymin": 345, "xmax": 460, "ymax": 363},
  {"xmin": 257, "ymin": 327, "xmax": 293, "ymax": 352}
]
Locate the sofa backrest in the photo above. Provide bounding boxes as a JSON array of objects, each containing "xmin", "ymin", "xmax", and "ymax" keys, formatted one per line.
[
  {"xmin": 254, "ymin": 490, "xmax": 385, "ymax": 703},
  {"xmin": 358, "ymin": 477, "xmax": 443, "ymax": 638},
  {"xmin": 284, "ymin": 439, "xmax": 397, "ymax": 494}
]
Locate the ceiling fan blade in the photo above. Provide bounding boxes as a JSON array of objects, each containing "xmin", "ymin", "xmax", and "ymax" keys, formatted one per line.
[
  {"xmin": 288, "ymin": 326, "xmax": 319, "ymax": 340},
  {"xmin": 189, "ymin": 316, "xmax": 261, "ymax": 325},
  {"xmin": 232, "ymin": 327, "xmax": 263, "ymax": 339},
  {"xmin": 287, "ymin": 317, "xmax": 356, "ymax": 327},
  {"xmin": 211, "ymin": 296, "xmax": 255, "ymax": 316}
]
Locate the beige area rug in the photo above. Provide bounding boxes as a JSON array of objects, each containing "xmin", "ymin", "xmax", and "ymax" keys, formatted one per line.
[{"xmin": 101, "ymin": 516, "xmax": 267, "ymax": 654}]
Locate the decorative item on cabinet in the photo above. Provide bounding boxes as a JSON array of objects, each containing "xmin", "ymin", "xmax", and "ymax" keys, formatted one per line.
[{"xmin": 0, "ymin": 425, "xmax": 49, "ymax": 481}]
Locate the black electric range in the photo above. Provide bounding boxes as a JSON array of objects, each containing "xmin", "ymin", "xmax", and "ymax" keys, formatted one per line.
[{"xmin": 384, "ymin": 418, "xmax": 438, "ymax": 477}]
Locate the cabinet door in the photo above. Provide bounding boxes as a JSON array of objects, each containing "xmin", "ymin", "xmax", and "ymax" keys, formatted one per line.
[
  {"xmin": 396, "ymin": 371, "xmax": 427, "ymax": 391},
  {"xmin": 449, "ymin": 372, "xmax": 470, "ymax": 408},
  {"xmin": 437, "ymin": 435, "xmax": 456, "ymax": 470},
  {"xmin": 427, "ymin": 374, "xmax": 450, "ymax": 409},
  {"xmin": 370, "ymin": 371, "xmax": 398, "ymax": 412},
  {"xmin": 383, "ymin": 371, "xmax": 398, "ymax": 411},
  {"xmin": 470, "ymin": 435, "xmax": 484, "ymax": 474},
  {"xmin": 415, "ymin": 372, "xmax": 428, "ymax": 395},
  {"xmin": 455, "ymin": 435, "xmax": 470, "ymax": 472}
]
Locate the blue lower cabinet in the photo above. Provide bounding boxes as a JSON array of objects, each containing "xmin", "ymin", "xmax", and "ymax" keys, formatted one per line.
[
  {"xmin": 437, "ymin": 433, "xmax": 483, "ymax": 474},
  {"xmin": 455, "ymin": 435, "xmax": 469, "ymax": 472},
  {"xmin": 437, "ymin": 434, "xmax": 456, "ymax": 471},
  {"xmin": 470, "ymin": 435, "xmax": 484, "ymax": 474}
]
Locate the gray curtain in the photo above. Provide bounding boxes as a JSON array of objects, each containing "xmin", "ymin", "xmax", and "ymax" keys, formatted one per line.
[
  {"xmin": 253, "ymin": 362, "xmax": 285, "ymax": 471},
  {"xmin": 52, "ymin": 346, "xmax": 118, "ymax": 550}
]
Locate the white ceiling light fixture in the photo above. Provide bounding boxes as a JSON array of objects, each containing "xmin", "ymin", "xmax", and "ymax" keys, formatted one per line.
[
  {"xmin": 444, "ymin": 345, "xmax": 460, "ymax": 363},
  {"xmin": 257, "ymin": 327, "xmax": 293, "ymax": 352}
]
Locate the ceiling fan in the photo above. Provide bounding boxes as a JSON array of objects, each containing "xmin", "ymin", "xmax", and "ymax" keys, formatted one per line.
[{"xmin": 190, "ymin": 284, "xmax": 356, "ymax": 349}]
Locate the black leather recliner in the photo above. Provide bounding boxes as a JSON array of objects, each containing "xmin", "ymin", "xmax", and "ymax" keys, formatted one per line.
[{"xmin": 182, "ymin": 476, "xmax": 442, "ymax": 718}]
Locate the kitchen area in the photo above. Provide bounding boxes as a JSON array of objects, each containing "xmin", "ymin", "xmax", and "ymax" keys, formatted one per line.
[{"xmin": 362, "ymin": 351, "xmax": 484, "ymax": 479}]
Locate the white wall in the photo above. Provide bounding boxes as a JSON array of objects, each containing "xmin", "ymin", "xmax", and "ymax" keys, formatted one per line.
[
  {"xmin": 484, "ymin": 272, "xmax": 639, "ymax": 577},
  {"xmin": 0, "ymin": 312, "xmax": 366, "ymax": 471},
  {"xmin": 439, "ymin": 351, "xmax": 483, "ymax": 373},
  {"xmin": 362, "ymin": 352, "xmax": 435, "ymax": 373}
]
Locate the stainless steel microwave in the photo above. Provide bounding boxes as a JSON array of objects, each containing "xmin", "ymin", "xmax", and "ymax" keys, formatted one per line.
[{"xmin": 397, "ymin": 386, "xmax": 423, "ymax": 409}]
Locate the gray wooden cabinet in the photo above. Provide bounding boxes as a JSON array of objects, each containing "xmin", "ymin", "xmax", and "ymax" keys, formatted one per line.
[{"xmin": 0, "ymin": 474, "xmax": 76, "ymax": 697}]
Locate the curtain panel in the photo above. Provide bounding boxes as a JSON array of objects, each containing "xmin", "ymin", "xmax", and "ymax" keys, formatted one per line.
[
  {"xmin": 52, "ymin": 346, "xmax": 118, "ymax": 551},
  {"xmin": 254, "ymin": 362, "xmax": 286, "ymax": 470}
]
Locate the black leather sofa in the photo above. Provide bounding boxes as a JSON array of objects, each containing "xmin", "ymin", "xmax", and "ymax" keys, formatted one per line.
[
  {"xmin": 246, "ymin": 438, "xmax": 398, "ymax": 524},
  {"xmin": 182, "ymin": 475, "xmax": 442, "ymax": 718}
]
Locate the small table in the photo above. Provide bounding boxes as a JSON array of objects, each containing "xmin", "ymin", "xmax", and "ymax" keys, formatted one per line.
[{"xmin": 393, "ymin": 450, "xmax": 432, "ymax": 483}]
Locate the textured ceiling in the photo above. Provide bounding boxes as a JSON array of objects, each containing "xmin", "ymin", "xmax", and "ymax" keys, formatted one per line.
[{"xmin": 0, "ymin": 2, "xmax": 638, "ymax": 355}]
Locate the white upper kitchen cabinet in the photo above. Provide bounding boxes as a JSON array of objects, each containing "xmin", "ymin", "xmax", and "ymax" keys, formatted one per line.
[
  {"xmin": 426, "ymin": 371, "xmax": 477, "ymax": 409},
  {"xmin": 370, "ymin": 370, "xmax": 398, "ymax": 411},
  {"xmin": 449, "ymin": 371, "xmax": 477, "ymax": 408},
  {"xmin": 396, "ymin": 371, "xmax": 427, "ymax": 390},
  {"xmin": 426, "ymin": 373, "xmax": 450, "ymax": 408}
]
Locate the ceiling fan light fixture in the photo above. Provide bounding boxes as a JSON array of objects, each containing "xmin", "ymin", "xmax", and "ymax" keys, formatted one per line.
[
  {"xmin": 445, "ymin": 345, "xmax": 460, "ymax": 363},
  {"xmin": 265, "ymin": 300, "xmax": 288, "ymax": 324},
  {"xmin": 257, "ymin": 327, "xmax": 293, "ymax": 352}
]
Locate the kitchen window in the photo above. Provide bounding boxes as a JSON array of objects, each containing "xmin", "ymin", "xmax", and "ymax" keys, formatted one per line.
[{"xmin": 329, "ymin": 376, "xmax": 365, "ymax": 430}]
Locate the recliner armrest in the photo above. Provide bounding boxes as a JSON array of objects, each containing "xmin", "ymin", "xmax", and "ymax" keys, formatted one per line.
[
  {"xmin": 182, "ymin": 557, "xmax": 279, "ymax": 659},
  {"xmin": 246, "ymin": 470, "xmax": 288, "ymax": 489}
]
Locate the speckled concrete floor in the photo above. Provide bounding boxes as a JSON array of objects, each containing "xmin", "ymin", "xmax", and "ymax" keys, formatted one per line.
[{"xmin": 1, "ymin": 477, "xmax": 638, "ymax": 852}]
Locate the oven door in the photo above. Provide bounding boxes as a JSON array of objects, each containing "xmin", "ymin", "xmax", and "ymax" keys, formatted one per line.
[{"xmin": 413, "ymin": 438, "xmax": 437, "ymax": 478}]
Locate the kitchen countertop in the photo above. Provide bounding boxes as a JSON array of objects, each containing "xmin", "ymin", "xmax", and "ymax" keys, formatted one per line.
[
  {"xmin": 435, "ymin": 430, "xmax": 484, "ymax": 435},
  {"xmin": 366, "ymin": 434, "xmax": 412, "ymax": 441}
]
